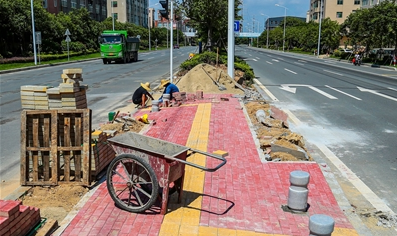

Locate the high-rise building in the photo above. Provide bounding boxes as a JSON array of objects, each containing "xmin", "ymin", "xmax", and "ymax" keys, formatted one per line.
[
  {"xmin": 309, "ymin": 0, "xmax": 362, "ymax": 24},
  {"xmin": 43, "ymin": 0, "xmax": 107, "ymax": 21},
  {"xmin": 108, "ymin": 0, "xmax": 149, "ymax": 26}
]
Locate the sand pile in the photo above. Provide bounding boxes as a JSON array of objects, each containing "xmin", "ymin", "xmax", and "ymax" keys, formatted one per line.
[{"xmin": 176, "ymin": 63, "xmax": 244, "ymax": 94}]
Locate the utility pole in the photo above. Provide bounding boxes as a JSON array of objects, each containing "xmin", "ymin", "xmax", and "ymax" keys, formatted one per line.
[
  {"xmin": 227, "ymin": 0, "xmax": 234, "ymax": 79},
  {"xmin": 30, "ymin": 0, "xmax": 37, "ymax": 65},
  {"xmin": 317, "ymin": 0, "xmax": 323, "ymax": 57},
  {"xmin": 170, "ymin": 0, "xmax": 173, "ymax": 83}
]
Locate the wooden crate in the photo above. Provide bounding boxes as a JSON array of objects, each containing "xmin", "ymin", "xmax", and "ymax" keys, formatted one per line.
[{"xmin": 20, "ymin": 109, "xmax": 92, "ymax": 186}]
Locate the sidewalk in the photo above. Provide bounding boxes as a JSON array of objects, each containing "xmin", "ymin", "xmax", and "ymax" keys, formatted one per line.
[{"xmin": 55, "ymin": 94, "xmax": 358, "ymax": 236}]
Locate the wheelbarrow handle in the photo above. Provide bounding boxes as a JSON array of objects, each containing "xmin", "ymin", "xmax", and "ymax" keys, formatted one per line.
[{"xmin": 165, "ymin": 148, "xmax": 227, "ymax": 172}]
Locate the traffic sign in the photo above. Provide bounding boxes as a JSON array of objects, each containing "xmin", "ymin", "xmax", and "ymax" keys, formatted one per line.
[
  {"xmin": 234, "ymin": 21, "xmax": 240, "ymax": 32},
  {"xmin": 35, "ymin": 32, "xmax": 42, "ymax": 44},
  {"xmin": 65, "ymin": 28, "xmax": 71, "ymax": 36},
  {"xmin": 65, "ymin": 35, "xmax": 71, "ymax": 42}
]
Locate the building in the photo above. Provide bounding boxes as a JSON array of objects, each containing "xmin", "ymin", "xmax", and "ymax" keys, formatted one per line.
[
  {"xmin": 108, "ymin": 0, "xmax": 148, "ymax": 27},
  {"xmin": 264, "ymin": 17, "xmax": 306, "ymax": 31},
  {"xmin": 43, "ymin": 0, "xmax": 107, "ymax": 21},
  {"xmin": 309, "ymin": 0, "xmax": 361, "ymax": 24}
]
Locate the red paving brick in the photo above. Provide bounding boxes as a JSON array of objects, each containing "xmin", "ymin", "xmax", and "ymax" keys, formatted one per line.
[{"xmin": 60, "ymin": 94, "xmax": 354, "ymax": 235}]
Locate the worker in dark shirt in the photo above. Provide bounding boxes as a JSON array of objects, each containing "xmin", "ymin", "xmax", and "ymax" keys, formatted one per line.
[{"xmin": 132, "ymin": 82, "xmax": 154, "ymax": 108}]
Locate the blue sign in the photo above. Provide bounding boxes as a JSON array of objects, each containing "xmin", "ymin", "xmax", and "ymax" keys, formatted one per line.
[{"xmin": 234, "ymin": 21, "xmax": 240, "ymax": 32}]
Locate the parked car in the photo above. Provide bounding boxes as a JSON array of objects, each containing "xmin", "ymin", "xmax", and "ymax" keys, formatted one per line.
[
  {"xmin": 173, "ymin": 44, "xmax": 179, "ymax": 49},
  {"xmin": 341, "ymin": 48, "xmax": 353, "ymax": 53}
]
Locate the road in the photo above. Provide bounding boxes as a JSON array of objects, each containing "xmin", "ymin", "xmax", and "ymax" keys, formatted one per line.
[
  {"xmin": 236, "ymin": 45, "xmax": 397, "ymax": 214},
  {"xmin": 0, "ymin": 46, "xmax": 195, "ymax": 198}
]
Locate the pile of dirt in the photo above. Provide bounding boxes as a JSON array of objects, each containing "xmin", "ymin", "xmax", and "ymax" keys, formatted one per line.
[
  {"xmin": 176, "ymin": 63, "xmax": 244, "ymax": 94},
  {"xmin": 99, "ymin": 117, "xmax": 145, "ymax": 134},
  {"xmin": 19, "ymin": 185, "xmax": 88, "ymax": 223}
]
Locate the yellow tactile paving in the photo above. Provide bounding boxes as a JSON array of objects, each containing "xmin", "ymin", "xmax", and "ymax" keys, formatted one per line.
[{"xmin": 333, "ymin": 227, "xmax": 360, "ymax": 236}]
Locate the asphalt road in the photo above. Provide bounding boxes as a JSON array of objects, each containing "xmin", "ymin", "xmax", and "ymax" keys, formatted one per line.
[
  {"xmin": 236, "ymin": 45, "xmax": 397, "ymax": 213},
  {"xmin": 0, "ymin": 46, "xmax": 196, "ymax": 197}
]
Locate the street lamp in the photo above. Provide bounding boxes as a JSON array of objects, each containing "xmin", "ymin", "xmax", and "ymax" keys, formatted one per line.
[
  {"xmin": 111, "ymin": 1, "xmax": 115, "ymax": 30},
  {"xmin": 252, "ymin": 18, "xmax": 260, "ymax": 47},
  {"xmin": 261, "ymin": 13, "xmax": 269, "ymax": 49},
  {"xmin": 275, "ymin": 4, "xmax": 287, "ymax": 52},
  {"xmin": 147, "ymin": 3, "xmax": 160, "ymax": 51},
  {"xmin": 30, "ymin": 0, "xmax": 37, "ymax": 65},
  {"xmin": 317, "ymin": 0, "xmax": 323, "ymax": 57}
]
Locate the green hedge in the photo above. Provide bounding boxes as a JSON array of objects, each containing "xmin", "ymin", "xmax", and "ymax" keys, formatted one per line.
[{"xmin": 0, "ymin": 50, "xmax": 98, "ymax": 64}]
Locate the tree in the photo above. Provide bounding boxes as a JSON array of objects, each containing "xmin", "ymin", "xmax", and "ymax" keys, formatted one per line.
[{"xmin": 179, "ymin": 0, "xmax": 242, "ymax": 51}]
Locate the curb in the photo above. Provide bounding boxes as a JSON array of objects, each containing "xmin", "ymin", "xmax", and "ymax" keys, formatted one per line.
[{"xmin": 0, "ymin": 58, "xmax": 100, "ymax": 74}]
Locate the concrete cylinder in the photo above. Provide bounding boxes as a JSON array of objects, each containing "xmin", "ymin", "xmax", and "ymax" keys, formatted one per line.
[
  {"xmin": 287, "ymin": 186, "xmax": 308, "ymax": 211},
  {"xmin": 309, "ymin": 214, "xmax": 335, "ymax": 236},
  {"xmin": 151, "ymin": 100, "xmax": 159, "ymax": 112},
  {"xmin": 290, "ymin": 170, "xmax": 310, "ymax": 188}
]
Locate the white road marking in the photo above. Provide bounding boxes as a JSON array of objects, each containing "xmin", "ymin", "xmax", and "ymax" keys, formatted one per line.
[
  {"xmin": 294, "ymin": 62, "xmax": 304, "ymax": 66},
  {"xmin": 325, "ymin": 85, "xmax": 361, "ymax": 100},
  {"xmin": 147, "ymin": 57, "xmax": 155, "ymax": 60},
  {"xmin": 266, "ymin": 61, "xmax": 273, "ymax": 65},
  {"xmin": 388, "ymin": 87, "xmax": 397, "ymax": 92},
  {"xmin": 283, "ymin": 109, "xmax": 302, "ymax": 126},
  {"xmin": 252, "ymin": 59, "xmax": 257, "ymax": 61},
  {"xmin": 358, "ymin": 86, "xmax": 397, "ymax": 102},
  {"xmin": 276, "ymin": 57, "xmax": 284, "ymax": 61},
  {"xmin": 323, "ymin": 69, "xmax": 343, "ymax": 76},
  {"xmin": 280, "ymin": 84, "xmax": 338, "ymax": 99},
  {"xmin": 256, "ymin": 57, "xmax": 260, "ymax": 60},
  {"xmin": 317, "ymin": 143, "xmax": 395, "ymax": 214},
  {"xmin": 284, "ymin": 68, "xmax": 297, "ymax": 74},
  {"xmin": 298, "ymin": 60, "xmax": 307, "ymax": 63},
  {"xmin": 253, "ymin": 79, "xmax": 279, "ymax": 101},
  {"xmin": 272, "ymin": 59, "xmax": 279, "ymax": 62}
]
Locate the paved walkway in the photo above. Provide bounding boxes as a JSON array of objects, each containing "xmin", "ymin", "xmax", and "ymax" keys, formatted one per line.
[{"xmin": 58, "ymin": 94, "xmax": 358, "ymax": 236}]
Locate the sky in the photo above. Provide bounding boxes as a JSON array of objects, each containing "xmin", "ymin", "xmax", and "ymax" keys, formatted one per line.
[{"xmin": 149, "ymin": 0, "xmax": 309, "ymax": 33}]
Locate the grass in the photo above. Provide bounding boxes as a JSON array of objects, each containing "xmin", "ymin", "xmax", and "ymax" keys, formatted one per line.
[{"xmin": 0, "ymin": 53, "xmax": 101, "ymax": 71}]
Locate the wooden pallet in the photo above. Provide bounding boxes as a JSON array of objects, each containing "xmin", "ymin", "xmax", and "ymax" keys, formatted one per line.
[{"xmin": 20, "ymin": 109, "xmax": 92, "ymax": 186}]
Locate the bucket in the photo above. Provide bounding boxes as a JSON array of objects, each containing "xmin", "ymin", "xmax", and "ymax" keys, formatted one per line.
[
  {"xmin": 152, "ymin": 100, "xmax": 160, "ymax": 112},
  {"xmin": 108, "ymin": 112, "xmax": 116, "ymax": 121}
]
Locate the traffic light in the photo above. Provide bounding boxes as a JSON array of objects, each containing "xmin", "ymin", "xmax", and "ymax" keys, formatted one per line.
[{"xmin": 159, "ymin": 0, "xmax": 169, "ymax": 20}]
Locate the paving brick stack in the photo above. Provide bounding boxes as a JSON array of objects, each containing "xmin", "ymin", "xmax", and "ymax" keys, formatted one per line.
[
  {"xmin": 0, "ymin": 200, "xmax": 41, "ymax": 236},
  {"xmin": 20, "ymin": 85, "xmax": 50, "ymax": 110},
  {"xmin": 20, "ymin": 68, "xmax": 88, "ymax": 110},
  {"xmin": 91, "ymin": 130, "xmax": 116, "ymax": 177}
]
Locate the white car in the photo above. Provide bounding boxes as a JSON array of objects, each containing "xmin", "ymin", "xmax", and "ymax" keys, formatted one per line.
[{"xmin": 342, "ymin": 49, "xmax": 353, "ymax": 53}]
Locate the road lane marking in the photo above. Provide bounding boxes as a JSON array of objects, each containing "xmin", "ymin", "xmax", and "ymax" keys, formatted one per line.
[
  {"xmin": 325, "ymin": 85, "xmax": 361, "ymax": 100},
  {"xmin": 253, "ymin": 79, "xmax": 279, "ymax": 101},
  {"xmin": 272, "ymin": 59, "xmax": 279, "ymax": 62},
  {"xmin": 283, "ymin": 109, "xmax": 302, "ymax": 126},
  {"xmin": 280, "ymin": 84, "xmax": 338, "ymax": 99},
  {"xmin": 388, "ymin": 87, "xmax": 397, "ymax": 92},
  {"xmin": 298, "ymin": 60, "xmax": 307, "ymax": 63},
  {"xmin": 284, "ymin": 68, "xmax": 297, "ymax": 74},
  {"xmin": 294, "ymin": 62, "xmax": 305, "ymax": 66},
  {"xmin": 276, "ymin": 57, "xmax": 284, "ymax": 60},
  {"xmin": 317, "ymin": 143, "xmax": 395, "ymax": 214},
  {"xmin": 358, "ymin": 86, "xmax": 397, "ymax": 102},
  {"xmin": 266, "ymin": 61, "xmax": 273, "ymax": 64},
  {"xmin": 256, "ymin": 57, "xmax": 260, "ymax": 60},
  {"xmin": 253, "ymin": 59, "xmax": 257, "ymax": 61},
  {"xmin": 323, "ymin": 69, "xmax": 343, "ymax": 76}
]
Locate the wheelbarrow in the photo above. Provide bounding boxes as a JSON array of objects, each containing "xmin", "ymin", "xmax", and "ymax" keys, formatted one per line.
[{"xmin": 106, "ymin": 132, "xmax": 228, "ymax": 214}]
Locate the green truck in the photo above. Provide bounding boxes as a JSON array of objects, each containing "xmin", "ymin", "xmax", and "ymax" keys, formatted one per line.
[{"xmin": 99, "ymin": 30, "xmax": 140, "ymax": 64}]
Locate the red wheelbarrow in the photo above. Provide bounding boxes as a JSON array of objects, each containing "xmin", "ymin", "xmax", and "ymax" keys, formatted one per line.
[{"xmin": 106, "ymin": 132, "xmax": 228, "ymax": 214}]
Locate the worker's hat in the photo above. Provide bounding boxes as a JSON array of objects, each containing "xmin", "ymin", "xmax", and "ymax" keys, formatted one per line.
[
  {"xmin": 140, "ymin": 82, "xmax": 151, "ymax": 92},
  {"xmin": 159, "ymin": 79, "xmax": 170, "ymax": 88}
]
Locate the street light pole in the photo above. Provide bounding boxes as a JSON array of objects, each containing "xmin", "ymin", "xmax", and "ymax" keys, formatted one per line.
[
  {"xmin": 275, "ymin": 4, "xmax": 287, "ymax": 52},
  {"xmin": 30, "ymin": 0, "xmax": 37, "ymax": 65},
  {"xmin": 261, "ymin": 13, "xmax": 269, "ymax": 49},
  {"xmin": 317, "ymin": 0, "xmax": 323, "ymax": 57},
  {"xmin": 111, "ymin": 1, "xmax": 115, "ymax": 30},
  {"xmin": 147, "ymin": 3, "xmax": 159, "ymax": 51}
]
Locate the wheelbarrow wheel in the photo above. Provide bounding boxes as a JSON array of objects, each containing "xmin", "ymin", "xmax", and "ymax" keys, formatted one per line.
[{"xmin": 106, "ymin": 154, "xmax": 159, "ymax": 213}]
